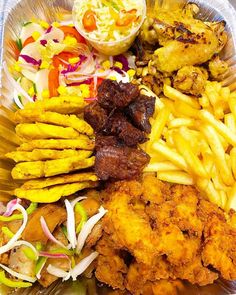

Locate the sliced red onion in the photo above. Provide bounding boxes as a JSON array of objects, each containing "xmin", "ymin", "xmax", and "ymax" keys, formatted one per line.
[
  {"xmin": 111, "ymin": 66, "xmax": 124, "ymax": 75},
  {"xmin": 3, "ymin": 61, "xmax": 33, "ymax": 103},
  {"xmin": 47, "ymin": 264, "xmax": 69, "ymax": 279},
  {"xmin": 40, "ymin": 216, "xmax": 67, "ymax": 249},
  {"xmin": 20, "ymin": 55, "xmax": 42, "ymax": 66},
  {"xmin": 70, "ymin": 196, "xmax": 87, "ymax": 209},
  {"xmin": 76, "ymin": 207, "xmax": 107, "ymax": 253},
  {"xmin": 0, "ymin": 263, "xmax": 37, "ymax": 283},
  {"xmin": 114, "ymin": 55, "xmax": 130, "ymax": 71},
  {"xmin": 65, "ymin": 200, "xmax": 76, "ymax": 249},
  {"xmin": 14, "ymin": 240, "xmax": 39, "ymax": 260},
  {"xmin": 67, "ymin": 78, "xmax": 92, "ymax": 87},
  {"xmin": 61, "ymin": 55, "xmax": 87, "ymax": 75},
  {"xmin": 3, "ymin": 199, "xmax": 20, "ymax": 217},
  {"xmin": 70, "ymin": 252, "xmax": 98, "ymax": 281},
  {"xmin": 39, "ymin": 27, "xmax": 64, "ymax": 43},
  {"xmin": 0, "ymin": 204, "xmax": 28, "ymax": 255},
  {"xmin": 40, "ymin": 40, "xmax": 47, "ymax": 47},
  {"xmin": 39, "ymin": 251, "xmax": 68, "ymax": 259},
  {"xmin": 46, "ymin": 26, "xmax": 52, "ymax": 34},
  {"xmin": 53, "ymin": 39, "xmax": 59, "ymax": 43},
  {"xmin": 66, "ymin": 70, "xmax": 111, "ymax": 82}
]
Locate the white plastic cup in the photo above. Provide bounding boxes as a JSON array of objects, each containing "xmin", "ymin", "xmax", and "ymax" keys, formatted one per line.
[{"xmin": 72, "ymin": 0, "xmax": 146, "ymax": 56}]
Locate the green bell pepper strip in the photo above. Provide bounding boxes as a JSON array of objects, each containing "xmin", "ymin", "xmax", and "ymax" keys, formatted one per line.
[
  {"xmin": 23, "ymin": 247, "xmax": 38, "ymax": 261},
  {"xmin": 0, "ymin": 202, "xmax": 38, "ymax": 222},
  {"xmin": 35, "ymin": 257, "xmax": 47, "ymax": 275},
  {"xmin": 0, "ymin": 271, "xmax": 32, "ymax": 288},
  {"xmin": 75, "ymin": 203, "xmax": 87, "ymax": 234},
  {"xmin": 1, "ymin": 227, "xmax": 14, "ymax": 239}
]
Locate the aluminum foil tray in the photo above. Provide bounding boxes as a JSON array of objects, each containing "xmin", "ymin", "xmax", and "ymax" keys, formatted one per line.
[{"xmin": 1, "ymin": 0, "xmax": 236, "ymax": 294}]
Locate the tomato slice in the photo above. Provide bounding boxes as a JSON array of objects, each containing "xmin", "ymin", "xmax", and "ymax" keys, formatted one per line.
[
  {"xmin": 82, "ymin": 10, "xmax": 97, "ymax": 32},
  {"xmin": 23, "ymin": 36, "xmax": 35, "ymax": 48},
  {"xmin": 48, "ymin": 68, "xmax": 60, "ymax": 98},
  {"xmin": 59, "ymin": 26, "xmax": 86, "ymax": 44},
  {"xmin": 52, "ymin": 52, "xmax": 77, "ymax": 68}
]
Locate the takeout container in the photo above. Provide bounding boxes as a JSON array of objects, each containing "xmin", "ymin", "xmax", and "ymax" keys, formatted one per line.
[
  {"xmin": 72, "ymin": 0, "xmax": 147, "ymax": 55},
  {"xmin": 1, "ymin": 0, "xmax": 236, "ymax": 294}
]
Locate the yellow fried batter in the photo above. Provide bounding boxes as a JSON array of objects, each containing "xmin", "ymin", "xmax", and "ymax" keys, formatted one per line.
[
  {"xmin": 15, "ymin": 110, "xmax": 94, "ymax": 136},
  {"xmin": 21, "ymin": 172, "xmax": 98, "ymax": 189},
  {"xmin": 17, "ymin": 138, "xmax": 95, "ymax": 151},
  {"xmin": 11, "ymin": 156, "xmax": 95, "ymax": 179},
  {"xmin": 16, "ymin": 123, "xmax": 80, "ymax": 140},
  {"xmin": 14, "ymin": 181, "xmax": 98, "ymax": 203},
  {"xmin": 5, "ymin": 149, "xmax": 93, "ymax": 163},
  {"xmin": 24, "ymin": 96, "xmax": 86, "ymax": 114}
]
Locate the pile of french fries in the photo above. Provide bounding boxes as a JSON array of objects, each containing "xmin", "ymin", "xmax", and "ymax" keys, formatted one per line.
[{"xmin": 142, "ymin": 83, "xmax": 236, "ymax": 211}]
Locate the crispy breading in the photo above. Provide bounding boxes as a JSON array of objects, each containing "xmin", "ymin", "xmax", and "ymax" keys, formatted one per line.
[
  {"xmin": 11, "ymin": 156, "xmax": 95, "ymax": 179},
  {"xmin": 20, "ymin": 172, "xmax": 98, "ymax": 189},
  {"xmin": 17, "ymin": 138, "xmax": 95, "ymax": 151},
  {"xmin": 16, "ymin": 123, "xmax": 80, "ymax": 140},
  {"xmin": 15, "ymin": 110, "xmax": 94, "ymax": 136},
  {"xmin": 5, "ymin": 149, "xmax": 93, "ymax": 163},
  {"xmin": 14, "ymin": 181, "xmax": 98, "ymax": 203},
  {"xmin": 24, "ymin": 96, "xmax": 86, "ymax": 114}
]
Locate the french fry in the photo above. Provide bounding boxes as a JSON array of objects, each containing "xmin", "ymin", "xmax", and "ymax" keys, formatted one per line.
[
  {"xmin": 201, "ymin": 153, "xmax": 214, "ymax": 175},
  {"xmin": 225, "ymin": 182, "xmax": 236, "ymax": 211},
  {"xmin": 199, "ymin": 110, "xmax": 236, "ymax": 146},
  {"xmin": 144, "ymin": 161, "xmax": 181, "ymax": 172},
  {"xmin": 147, "ymin": 106, "xmax": 171, "ymax": 152},
  {"xmin": 197, "ymin": 178, "xmax": 222, "ymax": 207},
  {"xmin": 230, "ymin": 147, "xmax": 236, "ymax": 180},
  {"xmin": 199, "ymin": 94, "xmax": 210, "ymax": 108},
  {"xmin": 200, "ymin": 124, "xmax": 234, "ymax": 186},
  {"xmin": 168, "ymin": 118, "xmax": 195, "ymax": 129},
  {"xmin": 225, "ymin": 113, "xmax": 236, "ymax": 133},
  {"xmin": 220, "ymin": 86, "xmax": 231, "ymax": 102},
  {"xmin": 229, "ymin": 96, "xmax": 236, "ymax": 122},
  {"xmin": 157, "ymin": 171, "xmax": 194, "ymax": 185},
  {"xmin": 153, "ymin": 141, "xmax": 188, "ymax": 171},
  {"xmin": 163, "ymin": 84, "xmax": 200, "ymax": 109},
  {"xmin": 174, "ymin": 100, "xmax": 199, "ymax": 119},
  {"xmin": 219, "ymin": 190, "xmax": 228, "ymax": 209},
  {"xmin": 173, "ymin": 132, "xmax": 208, "ymax": 178}
]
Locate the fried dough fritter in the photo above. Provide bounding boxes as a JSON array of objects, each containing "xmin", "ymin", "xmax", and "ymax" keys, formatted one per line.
[
  {"xmin": 20, "ymin": 172, "xmax": 98, "ymax": 190},
  {"xmin": 11, "ymin": 156, "xmax": 95, "ymax": 179},
  {"xmin": 16, "ymin": 123, "xmax": 80, "ymax": 140},
  {"xmin": 15, "ymin": 109, "xmax": 94, "ymax": 136},
  {"xmin": 95, "ymin": 175, "xmax": 236, "ymax": 294},
  {"xmin": 14, "ymin": 181, "xmax": 98, "ymax": 203},
  {"xmin": 5, "ymin": 149, "xmax": 93, "ymax": 163},
  {"xmin": 17, "ymin": 138, "xmax": 95, "ymax": 151},
  {"xmin": 24, "ymin": 96, "xmax": 86, "ymax": 114}
]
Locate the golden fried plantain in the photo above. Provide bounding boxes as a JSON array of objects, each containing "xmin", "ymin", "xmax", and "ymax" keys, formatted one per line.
[
  {"xmin": 15, "ymin": 110, "xmax": 94, "ymax": 136},
  {"xmin": 11, "ymin": 156, "xmax": 95, "ymax": 179},
  {"xmin": 21, "ymin": 172, "xmax": 98, "ymax": 189},
  {"xmin": 17, "ymin": 138, "xmax": 95, "ymax": 151},
  {"xmin": 22, "ymin": 204, "xmax": 67, "ymax": 243},
  {"xmin": 5, "ymin": 149, "xmax": 93, "ymax": 163},
  {"xmin": 16, "ymin": 123, "xmax": 80, "ymax": 140},
  {"xmin": 24, "ymin": 96, "xmax": 86, "ymax": 114},
  {"xmin": 14, "ymin": 181, "xmax": 98, "ymax": 203}
]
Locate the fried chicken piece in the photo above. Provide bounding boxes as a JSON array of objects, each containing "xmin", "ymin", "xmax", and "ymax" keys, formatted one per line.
[
  {"xmin": 98, "ymin": 80, "xmax": 139, "ymax": 110},
  {"xmin": 208, "ymin": 55, "xmax": 229, "ymax": 80},
  {"xmin": 142, "ymin": 280, "xmax": 184, "ymax": 295},
  {"xmin": 96, "ymin": 235, "xmax": 128, "ymax": 290},
  {"xmin": 95, "ymin": 146, "xmax": 150, "ymax": 180},
  {"xmin": 125, "ymin": 95, "xmax": 156, "ymax": 133},
  {"xmin": 173, "ymin": 66, "xmax": 208, "ymax": 96},
  {"xmin": 14, "ymin": 110, "xmax": 94, "ymax": 135}
]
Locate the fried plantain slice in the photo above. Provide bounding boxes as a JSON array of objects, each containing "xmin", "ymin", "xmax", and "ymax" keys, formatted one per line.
[
  {"xmin": 17, "ymin": 138, "xmax": 95, "ymax": 151},
  {"xmin": 20, "ymin": 172, "xmax": 98, "ymax": 190},
  {"xmin": 24, "ymin": 96, "xmax": 86, "ymax": 114},
  {"xmin": 6, "ymin": 149, "xmax": 93, "ymax": 163},
  {"xmin": 15, "ymin": 110, "xmax": 94, "ymax": 136},
  {"xmin": 11, "ymin": 156, "xmax": 95, "ymax": 179},
  {"xmin": 14, "ymin": 181, "xmax": 98, "ymax": 203},
  {"xmin": 16, "ymin": 123, "xmax": 81, "ymax": 140}
]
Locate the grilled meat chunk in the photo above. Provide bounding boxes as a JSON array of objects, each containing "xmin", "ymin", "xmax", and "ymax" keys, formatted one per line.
[
  {"xmin": 95, "ymin": 146, "xmax": 150, "ymax": 180},
  {"xmin": 98, "ymin": 80, "xmax": 139, "ymax": 110},
  {"xmin": 126, "ymin": 95, "xmax": 156, "ymax": 133},
  {"xmin": 84, "ymin": 101, "xmax": 108, "ymax": 132}
]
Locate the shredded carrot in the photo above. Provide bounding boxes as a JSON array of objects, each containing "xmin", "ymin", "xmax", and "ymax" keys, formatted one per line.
[
  {"xmin": 48, "ymin": 68, "xmax": 60, "ymax": 98},
  {"xmin": 23, "ymin": 36, "xmax": 35, "ymax": 48}
]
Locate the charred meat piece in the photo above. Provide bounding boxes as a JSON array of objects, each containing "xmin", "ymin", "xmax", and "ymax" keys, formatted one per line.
[
  {"xmin": 107, "ymin": 112, "xmax": 148, "ymax": 147},
  {"xmin": 84, "ymin": 101, "xmax": 108, "ymax": 132},
  {"xmin": 126, "ymin": 95, "xmax": 156, "ymax": 133},
  {"xmin": 98, "ymin": 80, "xmax": 139, "ymax": 110},
  {"xmin": 95, "ymin": 134, "xmax": 121, "ymax": 150},
  {"xmin": 95, "ymin": 146, "xmax": 150, "ymax": 180}
]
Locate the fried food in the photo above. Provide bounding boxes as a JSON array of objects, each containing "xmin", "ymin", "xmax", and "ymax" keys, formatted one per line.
[
  {"xmin": 11, "ymin": 156, "xmax": 95, "ymax": 179},
  {"xmin": 14, "ymin": 181, "xmax": 98, "ymax": 203},
  {"xmin": 95, "ymin": 175, "xmax": 236, "ymax": 294},
  {"xmin": 24, "ymin": 96, "xmax": 86, "ymax": 114},
  {"xmin": 15, "ymin": 110, "xmax": 94, "ymax": 136},
  {"xmin": 16, "ymin": 123, "xmax": 80, "ymax": 140},
  {"xmin": 21, "ymin": 172, "xmax": 98, "ymax": 190},
  {"xmin": 22, "ymin": 204, "xmax": 66, "ymax": 243},
  {"xmin": 17, "ymin": 138, "xmax": 95, "ymax": 151},
  {"xmin": 5, "ymin": 149, "xmax": 93, "ymax": 163}
]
